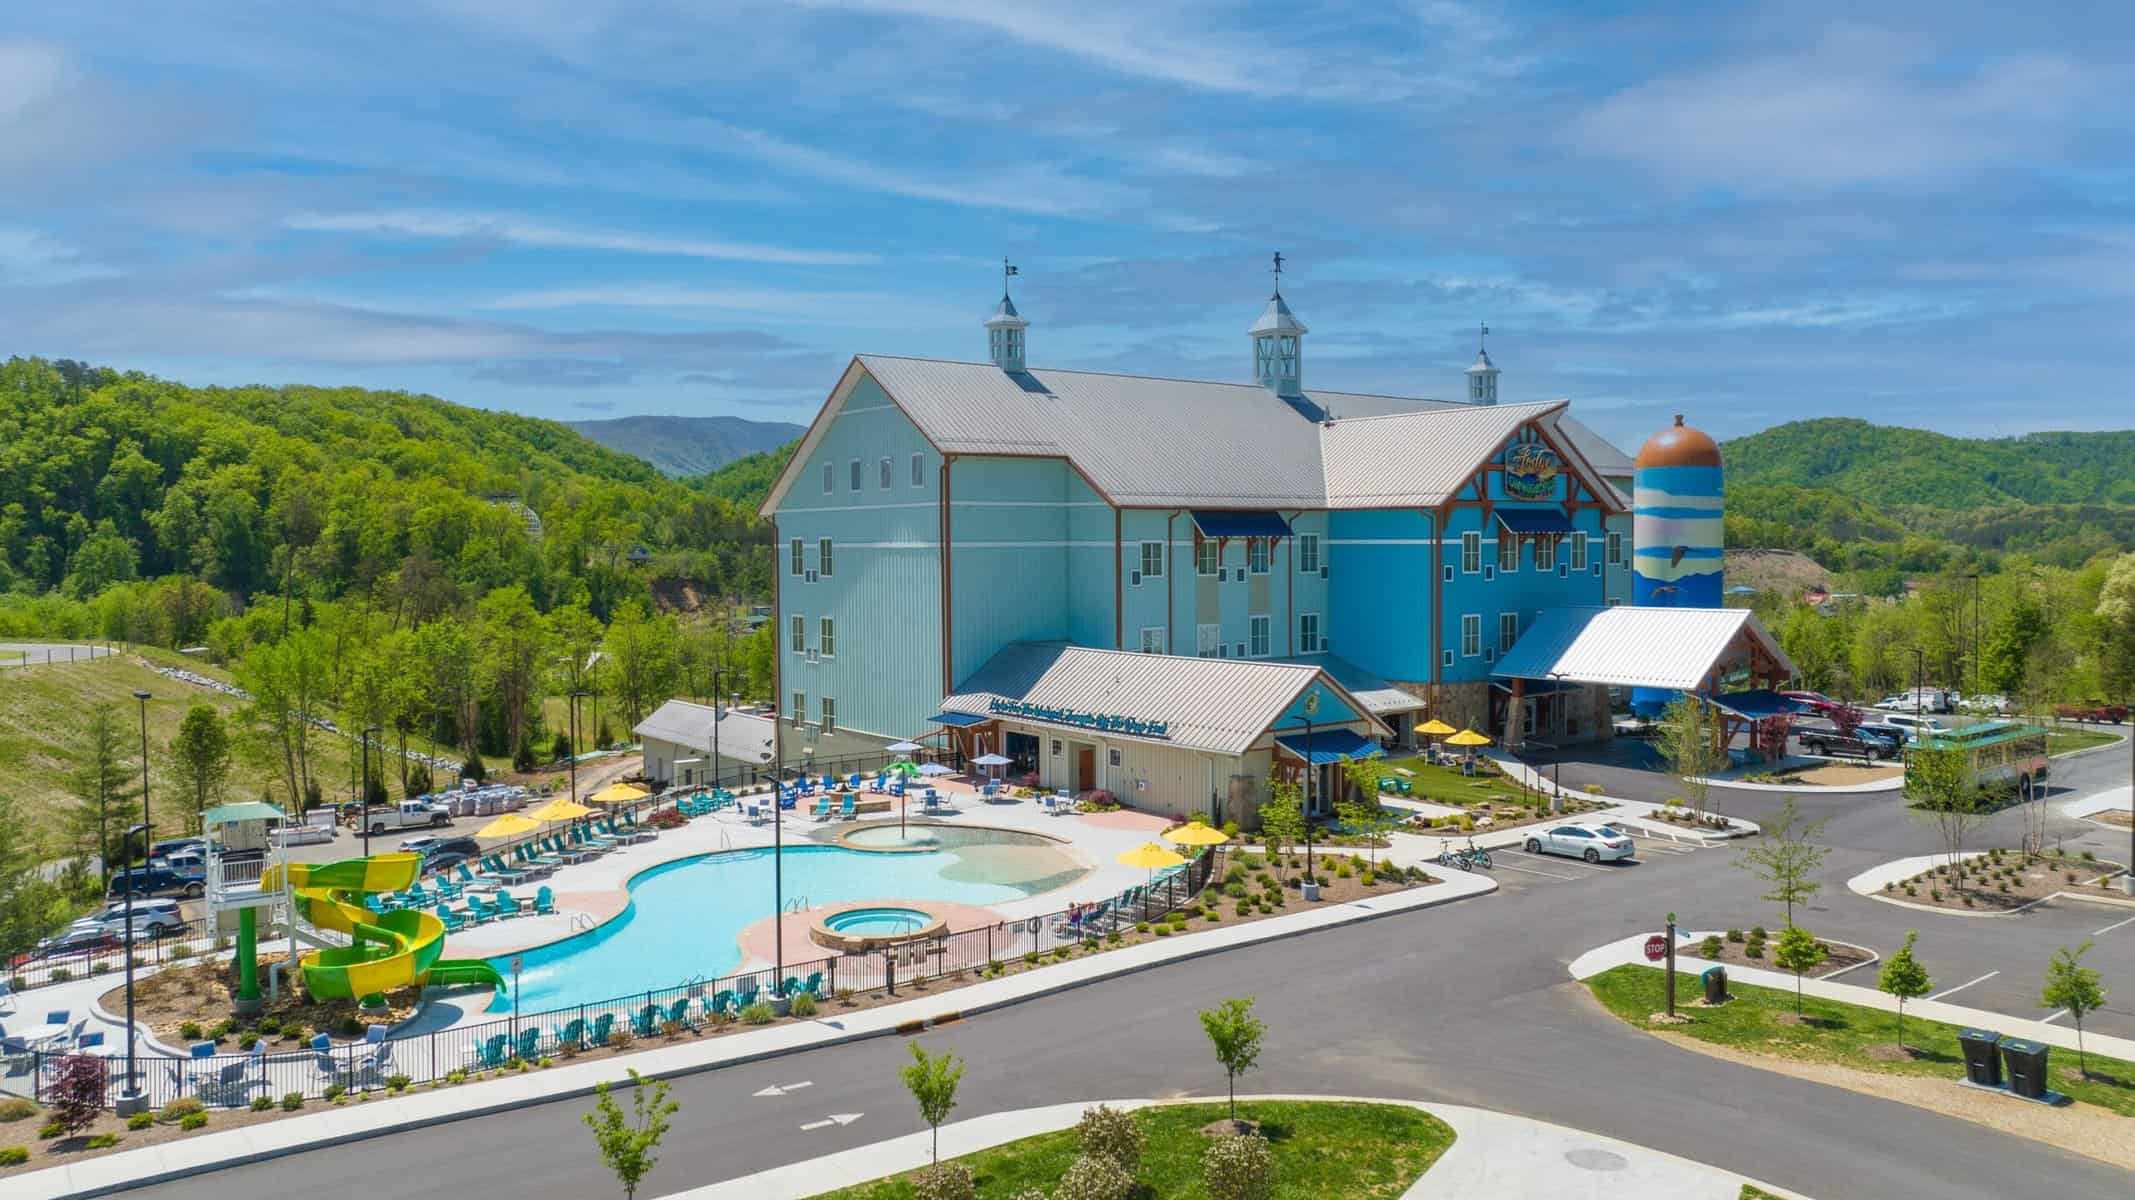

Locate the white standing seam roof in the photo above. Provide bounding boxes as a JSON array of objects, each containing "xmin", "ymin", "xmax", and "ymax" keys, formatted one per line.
[
  {"xmin": 761, "ymin": 354, "xmax": 1631, "ymax": 514},
  {"xmin": 1272, "ymin": 653, "xmax": 1426, "ymax": 715},
  {"xmin": 1491, "ymin": 607, "xmax": 1796, "ymax": 692},
  {"xmin": 939, "ymin": 641, "xmax": 1386, "ymax": 756},
  {"xmin": 634, "ymin": 700, "xmax": 776, "ymax": 764}
]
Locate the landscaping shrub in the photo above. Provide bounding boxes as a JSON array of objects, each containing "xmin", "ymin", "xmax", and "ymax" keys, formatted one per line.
[
  {"xmin": 0, "ymin": 1098, "xmax": 35, "ymax": 1123},
  {"xmin": 37, "ymin": 1121, "xmax": 63, "ymax": 1140},
  {"xmin": 1225, "ymin": 882, "xmax": 1248, "ymax": 898},
  {"xmin": 239, "ymin": 1034, "xmax": 260, "ymax": 1051},
  {"xmin": 1224, "ymin": 865, "xmax": 1247, "ymax": 885},
  {"xmin": 0, "ymin": 1146, "xmax": 26, "ymax": 1167},
  {"xmin": 1203, "ymin": 1131, "xmax": 1275, "ymax": 1200},
  {"xmin": 387, "ymin": 1074, "xmax": 412, "ymax": 1093},
  {"xmin": 159, "ymin": 1097, "xmax": 205, "ymax": 1123},
  {"xmin": 790, "ymin": 991, "xmax": 819, "ymax": 1017},
  {"xmin": 1358, "ymin": 871, "xmax": 1375, "ymax": 886},
  {"xmin": 1334, "ymin": 861, "xmax": 1353, "ymax": 878},
  {"xmin": 179, "ymin": 1112, "xmax": 208, "ymax": 1131},
  {"xmin": 322, "ymin": 1083, "xmax": 345, "ymax": 1101},
  {"xmin": 1235, "ymin": 899, "xmax": 1253, "ymax": 916},
  {"xmin": 912, "ymin": 1162, "xmax": 976, "ymax": 1200},
  {"xmin": 177, "ymin": 1021, "xmax": 203, "ymax": 1041},
  {"xmin": 1700, "ymin": 935, "xmax": 1724, "ymax": 958},
  {"xmin": 281, "ymin": 1092, "xmax": 304, "ymax": 1112},
  {"xmin": 85, "ymin": 1133, "xmax": 118, "ymax": 1149},
  {"xmin": 251, "ymin": 1096, "xmax": 274, "ymax": 1112},
  {"xmin": 740, "ymin": 1002, "xmax": 776, "ymax": 1025},
  {"xmin": 1055, "ymin": 1152, "xmax": 1135, "ymax": 1200},
  {"xmin": 1750, "ymin": 926, "xmax": 1767, "ymax": 941},
  {"xmin": 1745, "ymin": 940, "xmax": 1764, "ymax": 959},
  {"xmin": 46, "ymin": 1054, "xmax": 105, "ymax": 1138},
  {"xmin": 127, "ymin": 1112, "xmax": 153, "ymax": 1131},
  {"xmin": 50, "ymin": 969, "xmax": 70, "ymax": 984},
  {"xmin": 1076, "ymin": 1103, "xmax": 1143, "ymax": 1175},
  {"xmin": 257, "ymin": 1017, "xmax": 280, "ymax": 1035},
  {"xmin": 1154, "ymin": 925, "xmax": 1173, "ymax": 937}
]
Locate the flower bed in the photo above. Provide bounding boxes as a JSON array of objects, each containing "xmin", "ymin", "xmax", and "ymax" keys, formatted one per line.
[{"xmin": 1881, "ymin": 847, "xmax": 2127, "ymax": 912}]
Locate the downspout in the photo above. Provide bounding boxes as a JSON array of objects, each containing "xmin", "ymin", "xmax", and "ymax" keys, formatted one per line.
[
  {"xmin": 1167, "ymin": 510, "xmax": 1180, "ymax": 656},
  {"xmin": 1113, "ymin": 507, "xmax": 1124, "ymax": 649},
  {"xmin": 940, "ymin": 456, "xmax": 954, "ymax": 697}
]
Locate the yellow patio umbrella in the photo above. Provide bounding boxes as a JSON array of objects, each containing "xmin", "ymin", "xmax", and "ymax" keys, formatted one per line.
[
  {"xmin": 1444, "ymin": 728, "xmax": 1492, "ymax": 747},
  {"xmin": 475, "ymin": 813, "xmax": 541, "ymax": 840},
  {"xmin": 588, "ymin": 782, "xmax": 648, "ymax": 805},
  {"xmin": 527, "ymin": 798, "xmax": 594, "ymax": 822},
  {"xmin": 1417, "ymin": 719, "xmax": 1457, "ymax": 736},
  {"xmin": 1116, "ymin": 842, "xmax": 1188, "ymax": 870},
  {"xmin": 1163, "ymin": 822, "xmax": 1230, "ymax": 848}
]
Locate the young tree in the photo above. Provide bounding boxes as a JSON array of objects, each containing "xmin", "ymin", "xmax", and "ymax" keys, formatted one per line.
[
  {"xmin": 2041, "ymin": 942, "xmax": 2107, "ymax": 1078},
  {"xmin": 900, "ymin": 1042, "xmax": 965, "ymax": 1165},
  {"xmin": 582, "ymin": 1068, "xmax": 678, "ymax": 1200},
  {"xmin": 171, "ymin": 703, "xmax": 232, "ymax": 833},
  {"xmin": 66, "ymin": 703, "xmax": 134, "ymax": 885},
  {"xmin": 476, "ymin": 585, "xmax": 548, "ymax": 761},
  {"xmin": 1877, "ymin": 931, "xmax": 1932, "ymax": 1051},
  {"xmin": 236, "ymin": 626, "xmax": 331, "ymax": 806},
  {"xmin": 1199, "ymin": 995, "xmax": 1266, "ymax": 1122},
  {"xmin": 1656, "ymin": 695, "xmax": 1725, "ymax": 821},
  {"xmin": 1906, "ymin": 745, "xmax": 1986, "ymax": 892},
  {"xmin": 47, "ymin": 1053, "xmax": 108, "ymax": 1139},
  {"xmin": 1773, "ymin": 925, "xmax": 1827, "ymax": 1015},
  {"xmin": 1258, "ymin": 780, "xmax": 1305, "ymax": 879},
  {"xmin": 1735, "ymin": 797, "xmax": 1829, "ymax": 927},
  {"xmin": 1337, "ymin": 760, "xmax": 1386, "ymax": 867},
  {"xmin": 0, "ymin": 793, "xmax": 71, "ymax": 960}
]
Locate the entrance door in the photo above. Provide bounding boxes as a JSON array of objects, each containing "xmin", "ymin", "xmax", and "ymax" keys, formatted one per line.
[{"xmin": 1075, "ymin": 745, "xmax": 1096, "ymax": 792}]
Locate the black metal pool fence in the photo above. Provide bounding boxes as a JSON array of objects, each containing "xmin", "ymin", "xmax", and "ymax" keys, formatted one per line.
[{"xmin": 6, "ymin": 848, "xmax": 1214, "ymax": 1111}]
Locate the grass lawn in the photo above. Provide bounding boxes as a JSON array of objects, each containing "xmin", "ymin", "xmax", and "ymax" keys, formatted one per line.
[
  {"xmin": 807, "ymin": 1101, "xmax": 1454, "ymax": 1199},
  {"xmin": 1367, "ymin": 756, "xmax": 1531, "ymax": 807},
  {"xmin": 2048, "ymin": 729, "xmax": 2121, "ymax": 755},
  {"xmin": 1586, "ymin": 964, "xmax": 2135, "ymax": 1116}
]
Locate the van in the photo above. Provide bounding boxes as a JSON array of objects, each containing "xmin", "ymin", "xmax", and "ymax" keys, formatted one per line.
[{"xmin": 1881, "ymin": 712, "xmax": 1955, "ymax": 739}]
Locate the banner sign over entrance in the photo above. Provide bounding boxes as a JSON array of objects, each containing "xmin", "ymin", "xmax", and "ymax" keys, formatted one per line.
[{"xmin": 990, "ymin": 699, "xmax": 1171, "ymax": 740}]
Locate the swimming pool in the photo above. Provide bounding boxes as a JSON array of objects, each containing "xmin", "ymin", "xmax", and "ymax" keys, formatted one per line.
[
  {"xmin": 496, "ymin": 831, "xmax": 1086, "ymax": 1012},
  {"xmin": 824, "ymin": 906, "xmax": 932, "ymax": 936}
]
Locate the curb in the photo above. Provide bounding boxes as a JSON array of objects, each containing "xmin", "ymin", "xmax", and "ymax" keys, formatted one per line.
[{"xmin": 9, "ymin": 873, "xmax": 1494, "ymax": 1199}]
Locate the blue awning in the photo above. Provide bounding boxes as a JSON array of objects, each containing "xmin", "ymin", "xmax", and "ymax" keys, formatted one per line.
[
  {"xmin": 1496, "ymin": 508, "xmax": 1576, "ymax": 536},
  {"xmin": 1275, "ymin": 728, "xmax": 1385, "ymax": 765},
  {"xmin": 1707, "ymin": 690, "xmax": 1804, "ymax": 721},
  {"xmin": 1192, "ymin": 510, "xmax": 1292, "ymax": 539},
  {"xmin": 1491, "ymin": 678, "xmax": 1580, "ymax": 697},
  {"xmin": 925, "ymin": 711, "xmax": 990, "ymax": 728}
]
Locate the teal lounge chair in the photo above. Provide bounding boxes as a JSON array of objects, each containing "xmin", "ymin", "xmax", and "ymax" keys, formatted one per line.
[
  {"xmin": 494, "ymin": 890, "xmax": 524, "ymax": 918},
  {"xmin": 554, "ymin": 1018, "xmax": 585, "ymax": 1051},
  {"xmin": 838, "ymin": 794, "xmax": 857, "ymax": 820},
  {"xmin": 473, "ymin": 1034, "xmax": 511, "ymax": 1069},
  {"xmin": 440, "ymin": 907, "xmax": 467, "ymax": 933},
  {"xmin": 514, "ymin": 1027, "xmax": 541, "ymax": 1060},
  {"xmin": 532, "ymin": 885, "xmax": 556, "ymax": 915},
  {"xmin": 810, "ymin": 795, "xmax": 833, "ymax": 821},
  {"xmin": 665, "ymin": 997, "xmax": 692, "ymax": 1027},
  {"xmin": 632, "ymin": 1004, "xmax": 661, "ymax": 1039},
  {"xmin": 704, "ymin": 990, "xmax": 735, "ymax": 1019},
  {"xmin": 801, "ymin": 971, "xmax": 825, "ymax": 998},
  {"xmin": 588, "ymin": 1013, "xmax": 616, "ymax": 1047},
  {"xmin": 735, "ymin": 980, "xmax": 760, "ymax": 1010}
]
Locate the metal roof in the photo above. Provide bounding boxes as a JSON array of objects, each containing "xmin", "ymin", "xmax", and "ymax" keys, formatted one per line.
[
  {"xmin": 985, "ymin": 294, "xmax": 1025, "ymax": 328},
  {"xmin": 1708, "ymin": 689, "xmax": 1806, "ymax": 720},
  {"xmin": 939, "ymin": 641, "xmax": 1383, "ymax": 755},
  {"xmin": 633, "ymin": 700, "xmax": 777, "ymax": 764},
  {"xmin": 1491, "ymin": 606, "xmax": 1796, "ymax": 692},
  {"xmin": 1272, "ymin": 653, "xmax": 1424, "ymax": 715},
  {"xmin": 762, "ymin": 355, "xmax": 1631, "ymax": 514},
  {"xmin": 1248, "ymin": 293, "xmax": 1308, "ymax": 336},
  {"xmin": 1274, "ymin": 729, "xmax": 1384, "ymax": 765}
]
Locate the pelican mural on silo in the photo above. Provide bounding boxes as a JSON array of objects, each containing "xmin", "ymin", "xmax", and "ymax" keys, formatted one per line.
[{"xmin": 1632, "ymin": 414, "xmax": 1724, "ymax": 716}]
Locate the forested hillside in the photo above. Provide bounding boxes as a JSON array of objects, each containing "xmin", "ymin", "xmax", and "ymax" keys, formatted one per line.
[
  {"xmin": 693, "ymin": 439, "xmax": 799, "ymax": 506},
  {"xmin": 569, "ymin": 414, "xmax": 803, "ymax": 478},
  {"xmin": 1722, "ymin": 418, "xmax": 2135, "ymax": 584}
]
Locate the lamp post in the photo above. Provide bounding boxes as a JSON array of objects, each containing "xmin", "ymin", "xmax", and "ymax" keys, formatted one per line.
[
  {"xmin": 1547, "ymin": 671, "xmax": 1568, "ymax": 812},
  {"xmin": 115, "ymin": 820, "xmax": 152, "ymax": 1116},
  {"xmin": 568, "ymin": 690, "xmax": 587, "ymax": 803},
  {"xmin": 1967, "ymin": 572, "xmax": 1982, "ymax": 697},
  {"xmin": 710, "ymin": 669, "xmax": 726, "ymax": 795},
  {"xmin": 360, "ymin": 726, "xmax": 374, "ymax": 859},
  {"xmin": 1910, "ymin": 647, "xmax": 1925, "ymax": 728},
  {"xmin": 2124, "ymin": 728, "xmax": 2134, "ymax": 896}
]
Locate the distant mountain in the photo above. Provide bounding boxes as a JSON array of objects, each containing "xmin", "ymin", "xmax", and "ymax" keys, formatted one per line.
[
  {"xmin": 693, "ymin": 439, "xmax": 799, "ymax": 507},
  {"xmin": 567, "ymin": 414, "xmax": 805, "ymax": 478},
  {"xmin": 1721, "ymin": 418, "xmax": 2135, "ymax": 578}
]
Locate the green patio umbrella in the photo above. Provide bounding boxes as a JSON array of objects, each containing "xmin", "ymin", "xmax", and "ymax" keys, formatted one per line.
[{"xmin": 886, "ymin": 760, "xmax": 922, "ymax": 777}]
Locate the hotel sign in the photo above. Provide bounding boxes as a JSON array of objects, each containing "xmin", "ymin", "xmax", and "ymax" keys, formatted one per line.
[
  {"xmin": 989, "ymin": 699, "xmax": 1170, "ymax": 740},
  {"xmin": 1503, "ymin": 444, "xmax": 1561, "ymax": 500}
]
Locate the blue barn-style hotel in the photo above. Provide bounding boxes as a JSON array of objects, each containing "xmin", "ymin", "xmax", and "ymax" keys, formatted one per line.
[{"xmin": 755, "ymin": 273, "xmax": 1752, "ymax": 823}]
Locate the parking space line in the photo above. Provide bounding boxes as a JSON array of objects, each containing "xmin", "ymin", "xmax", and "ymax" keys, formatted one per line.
[
  {"xmin": 1485, "ymin": 856, "xmax": 1581, "ymax": 881},
  {"xmin": 1927, "ymin": 971, "xmax": 1999, "ymax": 1001},
  {"xmin": 2041, "ymin": 1008, "xmax": 2070, "ymax": 1025},
  {"xmin": 1498, "ymin": 848, "xmax": 1615, "ymax": 873},
  {"xmin": 2094, "ymin": 914, "xmax": 2135, "ymax": 937}
]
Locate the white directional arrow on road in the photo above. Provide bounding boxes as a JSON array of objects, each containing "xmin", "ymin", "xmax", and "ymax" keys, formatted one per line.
[
  {"xmin": 752, "ymin": 1080, "xmax": 814, "ymax": 1097},
  {"xmin": 799, "ymin": 1113, "xmax": 863, "ymax": 1130}
]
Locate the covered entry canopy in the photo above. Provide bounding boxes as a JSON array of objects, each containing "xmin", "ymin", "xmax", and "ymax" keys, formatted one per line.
[{"xmin": 1492, "ymin": 606, "xmax": 1795, "ymax": 692}]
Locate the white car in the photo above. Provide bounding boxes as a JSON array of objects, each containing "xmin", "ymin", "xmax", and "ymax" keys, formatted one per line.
[
  {"xmin": 78, "ymin": 899, "xmax": 187, "ymax": 936},
  {"xmin": 1524, "ymin": 822, "xmax": 1635, "ymax": 863},
  {"xmin": 1880, "ymin": 712, "xmax": 1956, "ymax": 739}
]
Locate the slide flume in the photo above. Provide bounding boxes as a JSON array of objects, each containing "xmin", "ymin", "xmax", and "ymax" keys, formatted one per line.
[{"xmin": 261, "ymin": 853, "xmax": 505, "ymax": 1009}]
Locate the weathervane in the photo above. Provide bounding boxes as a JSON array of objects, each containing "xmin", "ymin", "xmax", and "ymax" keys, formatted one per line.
[
  {"xmin": 1479, "ymin": 321, "xmax": 1489, "ymax": 353},
  {"xmin": 1003, "ymin": 257, "xmax": 1018, "ymax": 296},
  {"xmin": 1271, "ymin": 250, "xmax": 1285, "ymax": 294}
]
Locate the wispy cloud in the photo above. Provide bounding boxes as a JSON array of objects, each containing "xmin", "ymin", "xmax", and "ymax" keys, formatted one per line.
[
  {"xmin": 0, "ymin": 226, "xmax": 120, "ymax": 285},
  {"xmin": 282, "ymin": 209, "xmax": 877, "ymax": 266}
]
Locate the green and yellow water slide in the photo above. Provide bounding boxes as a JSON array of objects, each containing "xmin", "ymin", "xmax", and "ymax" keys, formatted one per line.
[{"xmin": 260, "ymin": 853, "xmax": 505, "ymax": 1008}]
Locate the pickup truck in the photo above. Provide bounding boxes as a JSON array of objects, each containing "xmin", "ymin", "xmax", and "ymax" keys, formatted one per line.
[
  {"xmin": 2053, "ymin": 703, "xmax": 2129, "ymax": 724},
  {"xmin": 1798, "ymin": 728, "xmax": 1899, "ymax": 761},
  {"xmin": 342, "ymin": 799, "xmax": 454, "ymax": 836}
]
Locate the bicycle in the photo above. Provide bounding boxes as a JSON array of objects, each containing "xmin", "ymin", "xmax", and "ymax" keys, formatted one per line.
[{"xmin": 1436, "ymin": 836, "xmax": 1492, "ymax": 872}]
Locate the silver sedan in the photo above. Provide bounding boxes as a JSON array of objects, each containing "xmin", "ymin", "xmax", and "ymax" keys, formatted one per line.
[{"xmin": 1523, "ymin": 822, "xmax": 1634, "ymax": 863}]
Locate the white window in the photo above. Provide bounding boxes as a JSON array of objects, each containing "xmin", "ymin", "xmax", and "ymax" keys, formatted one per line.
[
  {"xmin": 1249, "ymin": 614, "xmax": 1271, "ymax": 658},
  {"xmin": 1298, "ymin": 612, "xmax": 1322, "ymax": 654},
  {"xmin": 1534, "ymin": 537, "xmax": 1556, "ymax": 572},
  {"xmin": 879, "ymin": 456, "xmax": 893, "ymax": 490},
  {"xmin": 849, "ymin": 458, "xmax": 862, "ymax": 491},
  {"xmin": 821, "ymin": 461, "xmax": 833, "ymax": 494},
  {"xmin": 1570, "ymin": 532, "xmax": 1588, "ymax": 572},
  {"xmin": 789, "ymin": 614, "xmax": 806, "ymax": 654},
  {"xmin": 818, "ymin": 537, "xmax": 834, "ymax": 578},
  {"xmin": 1248, "ymin": 539, "xmax": 1271, "ymax": 574},
  {"xmin": 1138, "ymin": 626, "xmax": 1165, "ymax": 653},
  {"xmin": 1499, "ymin": 612, "xmax": 1519, "ymax": 653},
  {"xmin": 1497, "ymin": 532, "xmax": 1519, "ymax": 573},
  {"xmin": 819, "ymin": 616, "xmax": 835, "ymax": 658},
  {"xmin": 1196, "ymin": 624, "xmax": 1221, "ymax": 658},
  {"xmin": 1195, "ymin": 539, "xmax": 1219, "ymax": 576},
  {"xmin": 1606, "ymin": 531, "xmax": 1623, "ymax": 566},
  {"xmin": 1296, "ymin": 533, "xmax": 1320, "ymax": 574},
  {"xmin": 821, "ymin": 697, "xmax": 836, "ymax": 732},
  {"xmin": 1461, "ymin": 614, "xmax": 1482, "ymax": 657},
  {"xmin": 1107, "ymin": 748, "xmax": 1122, "ymax": 768},
  {"xmin": 911, "ymin": 452, "xmax": 925, "ymax": 487},
  {"xmin": 789, "ymin": 538, "xmax": 804, "ymax": 576},
  {"xmin": 791, "ymin": 691, "xmax": 805, "ymax": 725},
  {"xmin": 1139, "ymin": 541, "xmax": 1164, "ymax": 580},
  {"xmin": 1460, "ymin": 532, "xmax": 1481, "ymax": 574}
]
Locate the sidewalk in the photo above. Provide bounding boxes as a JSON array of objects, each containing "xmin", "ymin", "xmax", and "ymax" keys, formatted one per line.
[
  {"xmin": 668, "ymin": 1094, "xmax": 1802, "ymax": 1200},
  {"xmin": 1569, "ymin": 931, "xmax": 2135, "ymax": 1064},
  {"xmin": 5, "ymin": 869, "xmax": 1495, "ymax": 1199}
]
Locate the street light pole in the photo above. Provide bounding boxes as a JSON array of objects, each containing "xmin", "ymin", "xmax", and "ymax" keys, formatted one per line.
[
  {"xmin": 361, "ymin": 726, "xmax": 373, "ymax": 859},
  {"xmin": 121, "ymin": 684, "xmax": 154, "ymax": 1116},
  {"xmin": 1301, "ymin": 690, "xmax": 1321, "ymax": 900},
  {"xmin": 1967, "ymin": 572, "xmax": 1982, "ymax": 697},
  {"xmin": 1547, "ymin": 671, "xmax": 1567, "ymax": 812},
  {"xmin": 568, "ymin": 690, "xmax": 586, "ymax": 803},
  {"xmin": 710, "ymin": 669, "xmax": 725, "ymax": 794}
]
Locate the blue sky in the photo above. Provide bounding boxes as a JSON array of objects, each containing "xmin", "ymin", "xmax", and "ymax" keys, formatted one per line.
[{"xmin": 3, "ymin": 1, "xmax": 2130, "ymax": 447}]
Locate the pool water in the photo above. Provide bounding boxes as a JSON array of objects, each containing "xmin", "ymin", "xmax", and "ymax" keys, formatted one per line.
[
  {"xmin": 825, "ymin": 906, "xmax": 932, "ymax": 935},
  {"xmin": 497, "ymin": 834, "xmax": 1085, "ymax": 1012}
]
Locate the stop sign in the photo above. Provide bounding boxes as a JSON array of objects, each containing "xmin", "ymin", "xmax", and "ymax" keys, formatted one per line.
[{"xmin": 1643, "ymin": 935, "xmax": 1669, "ymax": 962}]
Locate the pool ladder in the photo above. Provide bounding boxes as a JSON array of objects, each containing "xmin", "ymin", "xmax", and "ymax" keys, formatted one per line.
[
  {"xmin": 569, "ymin": 912, "xmax": 597, "ymax": 933},
  {"xmin": 783, "ymin": 895, "xmax": 809, "ymax": 914}
]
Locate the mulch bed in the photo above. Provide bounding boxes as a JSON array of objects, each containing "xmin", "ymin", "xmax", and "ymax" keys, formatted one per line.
[
  {"xmin": 99, "ymin": 953, "xmax": 410, "ymax": 1050},
  {"xmin": 1695, "ymin": 934, "xmax": 1874, "ymax": 978},
  {"xmin": 1400, "ymin": 798, "xmax": 1607, "ymax": 839},
  {"xmin": 1882, "ymin": 849, "xmax": 2128, "ymax": 912}
]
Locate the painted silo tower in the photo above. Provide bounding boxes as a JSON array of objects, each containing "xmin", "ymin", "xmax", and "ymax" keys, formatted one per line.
[{"xmin": 1632, "ymin": 414, "xmax": 1724, "ymax": 715}]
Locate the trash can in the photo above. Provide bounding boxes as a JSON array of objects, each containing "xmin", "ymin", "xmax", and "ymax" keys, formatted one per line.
[
  {"xmin": 1957, "ymin": 1028, "xmax": 2003, "ymax": 1087},
  {"xmin": 1701, "ymin": 965, "xmax": 1728, "ymax": 1005},
  {"xmin": 2001, "ymin": 1038, "xmax": 2050, "ymax": 1100}
]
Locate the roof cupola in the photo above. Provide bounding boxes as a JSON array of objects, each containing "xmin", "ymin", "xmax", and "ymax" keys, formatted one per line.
[
  {"xmin": 984, "ymin": 257, "xmax": 1027, "ymax": 372},
  {"xmin": 1250, "ymin": 250, "xmax": 1306, "ymax": 397},
  {"xmin": 1465, "ymin": 322, "xmax": 1498, "ymax": 405}
]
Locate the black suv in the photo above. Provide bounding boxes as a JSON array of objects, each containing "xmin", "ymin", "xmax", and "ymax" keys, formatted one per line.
[{"xmin": 1799, "ymin": 727, "xmax": 1900, "ymax": 761}]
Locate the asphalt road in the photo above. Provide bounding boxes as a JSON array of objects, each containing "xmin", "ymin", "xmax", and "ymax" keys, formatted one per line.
[{"xmin": 115, "ymin": 731, "xmax": 2135, "ymax": 1200}]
